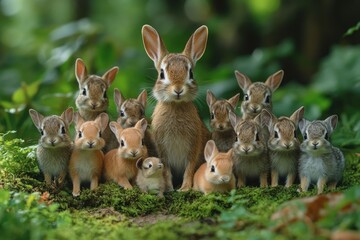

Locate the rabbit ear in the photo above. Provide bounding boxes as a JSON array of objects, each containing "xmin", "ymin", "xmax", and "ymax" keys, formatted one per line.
[
  {"xmin": 137, "ymin": 89, "xmax": 147, "ymax": 108},
  {"xmin": 136, "ymin": 158, "xmax": 144, "ymax": 170},
  {"xmin": 183, "ymin": 25, "xmax": 208, "ymax": 64},
  {"xmin": 265, "ymin": 70, "xmax": 283, "ymax": 92},
  {"xmin": 102, "ymin": 66, "xmax": 119, "ymax": 87},
  {"xmin": 61, "ymin": 107, "xmax": 74, "ymax": 125},
  {"xmin": 206, "ymin": 90, "xmax": 216, "ymax": 108},
  {"xmin": 324, "ymin": 115, "xmax": 338, "ymax": 134},
  {"xmin": 75, "ymin": 58, "xmax": 88, "ymax": 85},
  {"xmin": 235, "ymin": 70, "xmax": 252, "ymax": 92},
  {"xmin": 290, "ymin": 106, "xmax": 305, "ymax": 126},
  {"xmin": 109, "ymin": 121, "xmax": 123, "ymax": 143},
  {"xmin": 142, "ymin": 25, "xmax": 168, "ymax": 67},
  {"xmin": 114, "ymin": 88, "xmax": 125, "ymax": 112},
  {"xmin": 229, "ymin": 111, "xmax": 241, "ymax": 129},
  {"xmin": 204, "ymin": 140, "xmax": 218, "ymax": 163},
  {"xmin": 227, "ymin": 93, "xmax": 240, "ymax": 109},
  {"xmin": 73, "ymin": 112, "xmax": 85, "ymax": 130},
  {"xmin": 29, "ymin": 109, "xmax": 44, "ymax": 129},
  {"xmin": 135, "ymin": 118, "xmax": 148, "ymax": 135},
  {"xmin": 261, "ymin": 109, "xmax": 275, "ymax": 129},
  {"xmin": 298, "ymin": 118, "xmax": 310, "ymax": 135},
  {"xmin": 95, "ymin": 113, "xmax": 109, "ymax": 133}
]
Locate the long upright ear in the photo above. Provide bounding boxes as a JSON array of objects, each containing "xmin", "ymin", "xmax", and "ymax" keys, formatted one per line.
[
  {"xmin": 227, "ymin": 93, "xmax": 240, "ymax": 109},
  {"xmin": 264, "ymin": 70, "xmax": 283, "ymax": 92},
  {"xmin": 61, "ymin": 107, "xmax": 74, "ymax": 125},
  {"xmin": 290, "ymin": 106, "xmax": 305, "ymax": 126},
  {"xmin": 73, "ymin": 112, "xmax": 85, "ymax": 130},
  {"xmin": 142, "ymin": 25, "xmax": 168, "ymax": 67},
  {"xmin": 109, "ymin": 121, "xmax": 123, "ymax": 142},
  {"xmin": 95, "ymin": 113, "xmax": 109, "ymax": 133},
  {"xmin": 114, "ymin": 88, "xmax": 125, "ymax": 112},
  {"xmin": 298, "ymin": 118, "xmax": 310, "ymax": 135},
  {"xmin": 261, "ymin": 109, "xmax": 275, "ymax": 129},
  {"xmin": 75, "ymin": 58, "xmax": 88, "ymax": 85},
  {"xmin": 206, "ymin": 90, "xmax": 216, "ymax": 108},
  {"xmin": 136, "ymin": 158, "xmax": 144, "ymax": 170},
  {"xmin": 229, "ymin": 111, "xmax": 241, "ymax": 129},
  {"xmin": 137, "ymin": 89, "xmax": 147, "ymax": 108},
  {"xmin": 29, "ymin": 109, "xmax": 44, "ymax": 129},
  {"xmin": 235, "ymin": 70, "xmax": 252, "ymax": 92},
  {"xmin": 204, "ymin": 140, "xmax": 218, "ymax": 163},
  {"xmin": 324, "ymin": 115, "xmax": 338, "ymax": 134},
  {"xmin": 102, "ymin": 66, "xmax": 119, "ymax": 87},
  {"xmin": 135, "ymin": 118, "xmax": 148, "ymax": 135},
  {"xmin": 183, "ymin": 25, "xmax": 208, "ymax": 64}
]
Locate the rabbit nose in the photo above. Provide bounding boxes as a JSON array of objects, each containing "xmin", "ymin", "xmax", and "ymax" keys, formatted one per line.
[
  {"xmin": 242, "ymin": 147, "xmax": 250, "ymax": 154},
  {"xmin": 284, "ymin": 143, "xmax": 292, "ymax": 149},
  {"xmin": 90, "ymin": 102, "xmax": 98, "ymax": 109},
  {"xmin": 174, "ymin": 89, "xmax": 184, "ymax": 98},
  {"xmin": 87, "ymin": 141, "xmax": 94, "ymax": 148},
  {"xmin": 218, "ymin": 124, "xmax": 224, "ymax": 130},
  {"xmin": 50, "ymin": 139, "xmax": 57, "ymax": 146},
  {"xmin": 312, "ymin": 141, "xmax": 319, "ymax": 149},
  {"xmin": 221, "ymin": 176, "xmax": 230, "ymax": 182},
  {"xmin": 130, "ymin": 150, "xmax": 138, "ymax": 157},
  {"xmin": 251, "ymin": 106, "xmax": 260, "ymax": 113}
]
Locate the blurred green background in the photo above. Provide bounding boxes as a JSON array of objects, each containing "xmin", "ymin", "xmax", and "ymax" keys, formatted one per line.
[{"xmin": 0, "ymin": 0, "xmax": 359, "ymax": 150}]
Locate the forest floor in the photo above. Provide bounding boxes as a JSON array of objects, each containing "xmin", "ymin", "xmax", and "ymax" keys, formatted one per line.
[{"xmin": 0, "ymin": 134, "xmax": 359, "ymax": 240}]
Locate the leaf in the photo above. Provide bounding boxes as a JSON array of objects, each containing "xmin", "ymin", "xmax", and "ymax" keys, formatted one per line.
[{"xmin": 12, "ymin": 81, "xmax": 40, "ymax": 104}]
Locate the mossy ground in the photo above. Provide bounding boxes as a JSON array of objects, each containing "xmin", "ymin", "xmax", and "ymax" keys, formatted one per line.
[{"xmin": 0, "ymin": 134, "xmax": 359, "ymax": 239}]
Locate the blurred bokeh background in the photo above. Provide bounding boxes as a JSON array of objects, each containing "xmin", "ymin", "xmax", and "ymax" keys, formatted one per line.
[{"xmin": 0, "ymin": 0, "xmax": 359, "ymax": 149}]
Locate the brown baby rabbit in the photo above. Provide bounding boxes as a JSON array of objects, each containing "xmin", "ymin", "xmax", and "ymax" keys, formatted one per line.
[
  {"xmin": 104, "ymin": 119, "xmax": 148, "ymax": 189},
  {"xmin": 75, "ymin": 58, "xmax": 119, "ymax": 153},
  {"xmin": 69, "ymin": 112, "xmax": 108, "ymax": 196},
  {"xmin": 142, "ymin": 25, "xmax": 210, "ymax": 191},
  {"xmin": 114, "ymin": 88, "xmax": 158, "ymax": 157},
  {"xmin": 193, "ymin": 140, "xmax": 235, "ymax": 195},
  {"xmin": 206, "ymin": 90, "xmax": 240, "ymax": 152},
  {"xmin": 235, "ymin": 70, "xmax": 283, "ymax": 120},
  {"xmin": 262, "ymin": 107, "xmax": 304, "ymax": 187},
  {"xmin": 136, "ymin": 157, "xmax": 166, "ymax": 197},
  {"xmin": 29, "ymin": 108, "xmax": 74, "ymax": 188},
  {"xmin": 229, "ymin": 111, "xmax": 269, "ymax": 187}
]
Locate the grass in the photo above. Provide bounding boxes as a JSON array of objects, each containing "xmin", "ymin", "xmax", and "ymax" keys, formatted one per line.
[{"xmin": 0, "ymin": 132, "xmax": 359, "ymax": 240}]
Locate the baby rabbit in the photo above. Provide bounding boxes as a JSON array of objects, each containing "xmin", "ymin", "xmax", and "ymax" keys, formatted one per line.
[
  {"xmin": 235, "ymin": 70, "xmax": 283, "ymax": 120},
  {"xmin": 193, "ymin": 140, "xmax": 235, "ymax": 195},
  {"xmin": 104, "ymin": 119, "xmax": 148, "ymax": 189},
  {"xmin": 298, "ymin": 115, "xmax": 345, "ymax": 194},
  {"xmin": 142, "ymin": 25, "xmax": 210, "ymax": 191},
  {"xmin": 229, "ymin": 111, "xmax": 269, "ymax": 187},
  {"xmin": 29, "ymin": 107, "xmax": 74, "ymax": 188},
  {"xmin": 136, "ymin": 157, "xmax": 166, "ymax": 197},
  {"xmin": 262, "ymin": 107, "xmax": 304, "ymax": 187},
  {"xmin": 114, "ymin": 88, "xmax": 158, "ymax": 157},
  {"xmin": 74, "ymin": 58, "xmax": 119, "ymax": 153},
  {"xmin": 69, "ymin": 112, "xmax": 108, "ymax": 196},
  {"xmin": 206, "ymin": 90, "xmax": 239, "ymax": 152}
]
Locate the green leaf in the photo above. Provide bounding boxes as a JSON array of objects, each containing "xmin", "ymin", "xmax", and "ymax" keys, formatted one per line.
[{"xmin": 12, "ymin": 81, "xmax": 41, "ymax": 104}]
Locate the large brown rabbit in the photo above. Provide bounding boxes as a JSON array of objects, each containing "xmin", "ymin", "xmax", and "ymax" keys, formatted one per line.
[
  {"xmin": 142, "ymin": 25, "xmax": 210, "ymax": 191},
  {"xmin": 74, "ymin": 58, "xmax": 119, "ymax": 153}
]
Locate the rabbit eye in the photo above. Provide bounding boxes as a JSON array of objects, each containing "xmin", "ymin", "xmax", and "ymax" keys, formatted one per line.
[
  {"xmin": 40, "ymin": 129, "xmax": 44, "ymax": 136},
  {"xmin": 120, "ymin": 110, "xmax": 125, "ymax": 117},
  {"xmin": 82, "ymin": 88, "xmax": 87, "ymax": 96},
  {"xmin": 255, "ymin": 133, "xmax": 260, "ymax": 141},
  {"xmin": 325, "ymin": 132, "xmax": 329, "ymax": 140},
  {"xmin": 103, "ymin": 91, "xmax": 107, "ymax": 99},
  {"xmin": 235, "ymin": 136, "xmax": 238, "ymax": 142},
  {"xmin": 99, "ymin": 131, "xmax": 102, "ymax": 138},
  {"xmin": 210, "ymin": 165, "xmax": 215, "ymax": 172},
  {"xmin": 160, "ymin": 69, "xmax": 165, "ymax": 80},
  {"xmin": 244, "ymin": 94, "xmax": 249, "ymax": 101},
  {"xmin": 141, "ymin": 139, "xmax": 144, "ymax": 146},
  {"xmin": 61, "ymin": 126, "xmax": 66, "ymax": 134},
  {"xmin": 148, "ymin": 164, "xmax": 152, "ymax": 168},
  {"xmin": 189, "ymin": 68, "xmax": 194, "ymax": 79},
  {"xmin": 304, "ymin": 133, "xmax": 308, "ymax": 140},
  {"xmin": 78, "ymin": 131, "xmax": 82, "ymax": 138},
  {"xmin": 274, "ymin": 131, "xmax": 279, "ymax": 138},
  {"xmin": 294, "ymin": 131, "xmax": 297, "ymax": 138},
  {"xmin": 265, "ymin": 95, "xmax": 271, "ymax": 104},
  {"xmin": 210, "ymin": 113, "xmax": 215, "ymax": 120},
  {"xmin": 120, "ymin": 140, "xmax": 125, "ymax": 147}
]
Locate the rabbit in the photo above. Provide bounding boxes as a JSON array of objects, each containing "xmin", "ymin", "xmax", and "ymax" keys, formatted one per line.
[
  {"xmin": 229, "ymin": 111, "xmax": 269, "ymax": 187},
  {"xmin": 193, "ymin": 140, "xmax": 235, "ymax": 195},
  {"xmin": 136, "ymin": 157, "xmax": 166, "ymax": 197},
  {"xmin": 69, "ymin": 112, "xmax": 108, "ymax": 196},
  {"xmin": 298, "ymin": 115, "xmax": 345, "ymax": 194},
  {"xmin": 114, "ymin": 88, "xmax": 158, "ymax": 157},
  {"xmin": 103, "ymin": 119, "xmax": 148, "ymax": 190},
  {"xmin": 206, "ymin": 90, "xmax": 240, "ymax": 152},
  {"xmin": 74, "ymin": 58, "xmax": 119, "ymax": 153},
  {"xmin": 29, "ymin": 107, "xmax": 74, "ymax": 188},
  {"xmin": 262, "ymin": 107, "xmax": 304, "ymax": 187},
  {"xmin": 142, "ymin": 24, "xmax": 211, "ymax": 191},
  {"xmin": 235, "ymin": 70, "xmax": 283, "ymax": 120}
]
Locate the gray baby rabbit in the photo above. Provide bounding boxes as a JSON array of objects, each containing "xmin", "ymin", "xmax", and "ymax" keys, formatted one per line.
[
  {"xmin": 74, "ymin": 58, "xmax": 119, "ymax": 153},
  {"xmin": 262, "ymin": 107, "xmax": 304, "ymax": 187},
  {"xmin": 29, "ymin": 107, "xmax": 74, "ymax": 187},
  {"xmin": 206, "ymin": 90, "xmax": 240, "ymax": 152},
  {"xmin": 298, "ymin": 115, "xmax": 345, "ymax": 194},
  {"xmin": 114, "ymin": 88, "xmax": 158, "ymax": 157}
]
